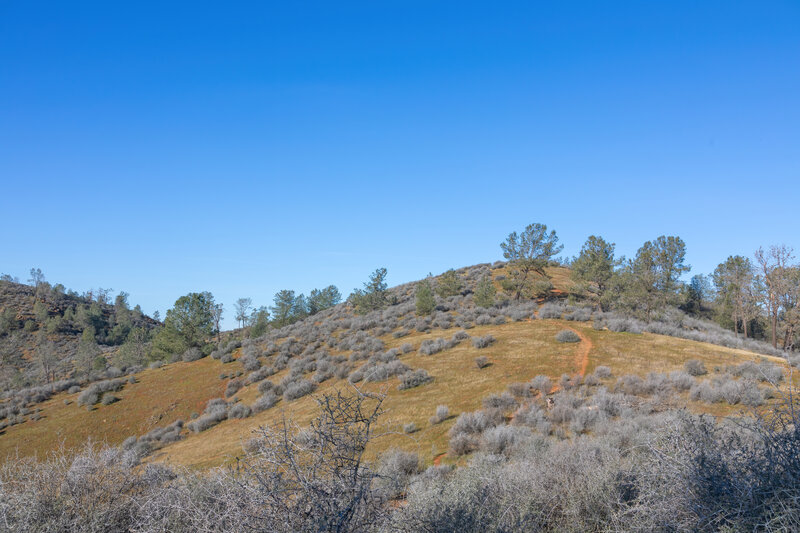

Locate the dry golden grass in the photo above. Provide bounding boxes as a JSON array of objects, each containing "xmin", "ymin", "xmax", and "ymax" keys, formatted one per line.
[
  {"xmin": 153, "ymin": 319, "xmax": 790, "ymax": 469},
  {"xmin": 1, "ymin": 303, "xmax": 791, "ymax": 471},
  {"xmin": 0, "ymin": 356, "xmax": 231, "ymax": 460}
]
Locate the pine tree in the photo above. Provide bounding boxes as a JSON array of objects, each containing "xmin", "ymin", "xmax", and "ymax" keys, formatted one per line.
[
  {"xmin": 474, "ymin": 275, "xmax": 496, "ymax": 308},
  {"xmin": 415, "ymin": 279, "xmax": 436, "ymax": 316}
]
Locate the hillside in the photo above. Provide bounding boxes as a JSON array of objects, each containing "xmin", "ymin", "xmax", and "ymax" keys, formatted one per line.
[
  {"xmin": 0, "ymin": 278, "xmax": 160, "ymax": 409},
  {"xmin": 0, "ymin": 262, "xmax": 791, "ymax": 469}
]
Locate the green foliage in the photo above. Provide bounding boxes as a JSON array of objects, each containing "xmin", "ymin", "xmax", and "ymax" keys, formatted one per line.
[
  {"xmin": 249, "ymin": 306, "xmax": 271, "ymax": 338},
  {"xmin": 571, "ymin": 236, "xmax": 621, "ymax": 307},
  {"xmin": 271, "ymin": 290, "xmax": 307, "ymax": 328},
  {"xmin": 436, "ymin": 269, "xmax": 463, "ymax": 298},
  {"xmin": 75, "ymin": 336, "xmax": 102, "ymax": 377},
  {"xmin": 113, "ymin": 327, "xmax": 152, "ymax": 368},
  {"xmin": 33, "ymin": 300, "xmax": 49, "ymax": 323},
  {"xmin": 307, "ymin": 285, "xmax": 342, "ymax": 315},
  {"xmin": 152, "ymin": 292, "xmax": 217, "ymax": 359},
  {"xmin": 713, "ymin": 255, "xmax": 758, "ymax": 335},
  {"xmin": 0, "ymin": 308, "xmax": 20, "ymax": 336},
  {"xmin": 415, "ymin": 279, "xmax": 436, "ymax": 316},
  {"xmin": 500, "ymin": 223, "xmax": 563, "ymax": 300},
  {"xmin": 474, "ymin": 275, "xmax": 496, "ymax": 308},
  {"xmin": 351, "ymin": 268, "xmax": 390, "ymax": 314},
  {"xmin": 607, "ymin": 235, "xmax": 690, "ymax": 320}
]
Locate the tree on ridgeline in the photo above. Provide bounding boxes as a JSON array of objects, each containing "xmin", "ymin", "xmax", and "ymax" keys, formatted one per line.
[
  {"xmin": 436, "ymin": 269, "xmax": 463, "ymax": 298},
  {"xmin": 570, "ymin": 235, "xmax": 621, "ymax": 310},
  {"xmin": 234, "ymin": 298, "xmax": 253, "ymax": 330},
  {"xmin": 500, "ymin": 223, "xmax": 563, "ymax": 300},
  {"xmin": 350, "ymin": 268, "xmax": 389, "ymax": 314}
]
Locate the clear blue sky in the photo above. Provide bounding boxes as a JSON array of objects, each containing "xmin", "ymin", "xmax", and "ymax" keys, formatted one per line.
[{"xmin": 1, "ymin": 1, "xmax": 798, "ymax": 328}]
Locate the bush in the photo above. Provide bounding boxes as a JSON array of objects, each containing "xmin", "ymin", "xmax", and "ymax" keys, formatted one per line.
[
  {"xmin": 471, "ymin": 335, "xmax": 495, "ymax": 349},
  {"xmin": 228, "ymin": 403, "xmax": 252, "ymax": 419},
  {"xmin": 101, "ymin": 395, "xmax": 119, "ymax": 406},
  {"xmin": 483, "ymin": 392, "xmax": 517, "ymax": 411},
  {"xmin": 450, "ymin": 410, "xmax": 499, "ymax": 437},
  {"xmin": 283, "ymin": 379, "xmax": 317, "ymax": 401},
  {"xmin": 483, "ymin": 425, "xmax": 527, "ymax": 456},
  {"xmin": 449, "ymin": 433, "xmax": 480, "ymax": 456},
  {"xmin": 684, "ymin": 359, "xmax": 708, "ymax": 376},
  {"xmin": 606, "ymin": 318, "xmax": 643, "ymax": 334},
  {"xmin": 593, "ymin": 366, "xmax": 612, "ymax": 379},
  {"xmin": 225, "ymin": 379, "xmax": 243, "ymax": 398},
  {"xmin": 669, "ymin": 371, "xmax": 696, "ymax": 391},
  {"xmin": 475, "ymin": 356, "xmax": 489, "ymax": 369},
  {"xmin": 512, "ymin": 403, "xmax": 551, "ymax": 434},
  {"xmin": 538, "ymin": 303, "xmax": 564, "ymax": 319},
  {"xmin": 181, "ymin": 347, "xmax": 204, "ymax": 362},
  {"xmin": 430, "ymin": 405, "xmax": 449, "ymax": 425},
  {"xmin": 403, "ymin": 422, "xmax": 417, "ymax": 434},
  {"xmin": 398, "ymin": 369, "xmax": 433, "ymax": 390},
  {"xmin": 530, "ymin": 375, "xmax": 552, "ymax": 396},
  {"xmin": 252, "ymin": 392, "xmax": 280, "ymax": 412},
  {"xmin": 690, "ymin": 381, "xmax": 722, "ymax": 403},
  {"xmin": 565, "ymin": 308, "xmax": 593, "ymax": 322},
  {"xmin": 555, "ymin": 330, "xmax": 580, "ymax": 343},
  {"xmin": 419, "ymin": 338, "xmax": 447, "ymax": 356}
]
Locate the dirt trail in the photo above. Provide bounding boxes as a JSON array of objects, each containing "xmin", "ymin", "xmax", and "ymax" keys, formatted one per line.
[
  {"xmin": 433, "ymin": 452, "xmax": 446, "ymax": 466},
  {"xmin": 565, "ymin": 326, "xmax": 593, "ymax": 378}
]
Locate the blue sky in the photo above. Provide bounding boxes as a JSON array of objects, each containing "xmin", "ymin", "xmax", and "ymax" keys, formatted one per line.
[{"xmin": 1, "ymin": 1, "xmax": 798, "ymax": 328}]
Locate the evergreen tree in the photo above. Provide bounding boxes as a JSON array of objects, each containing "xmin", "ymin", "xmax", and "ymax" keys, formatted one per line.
[
  {"xmin": 436, "ymin": 269, "xmax": 463, "ymax": 298},
  {"xmin": 571, "ymin": 235, "xmax": 621, "ymax": 309},
  {"xmin": 474, "ymin": 275, "xmax": 497, "ymax": 308},
  {"xmin": 350, "ymin": 268, "xmax": 389, "ymax": 314},
  {"xmin": 415, "ymin": 279, "xmax": 436, "ymax": 316},
  {"xmin": 307, "ymin": 285, "xmax": 342, "ymax": 315},
  {"xmin": 271, "ymin": 290, "xmax": 306, "ymax": 328},
  {"xmin": 500, "ymin": 223, "xmax": 563, "ymax": 300},
  {"xmin": 249, "ymin": 306, "xmax": 271, "ymax": 338}
]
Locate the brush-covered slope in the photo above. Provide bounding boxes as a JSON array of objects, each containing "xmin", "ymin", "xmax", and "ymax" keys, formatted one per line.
[
  {"xmin": 0, "ymin": 279, "xmax": 158, "ymax": 391},
  {"xmin": 0, "ymin": 263, "xmax": 791, "ymax": 468}
]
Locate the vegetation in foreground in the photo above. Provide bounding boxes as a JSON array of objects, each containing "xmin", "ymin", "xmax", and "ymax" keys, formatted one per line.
[{"xmin": 2, "ymin": 386, "xmax": 799, "ymax": 532}]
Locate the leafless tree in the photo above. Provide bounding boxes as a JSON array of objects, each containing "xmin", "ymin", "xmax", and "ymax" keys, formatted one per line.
[
  {"xmin": 234, "ymin": 298, "xmax": 252, "ymax": 330},
  {"xmin": 239, "ymin": 387, "xmax": 389, "ymax": 532},
  {"xmin": 756, "ymin": 245, "xmax": 796, "ymax": 348}
]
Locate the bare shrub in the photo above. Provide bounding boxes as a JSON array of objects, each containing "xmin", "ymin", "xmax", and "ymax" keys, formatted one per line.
[
  {"xmin": 181, "ymin": 347, "xmax": 204, "ymax": 362},
  {"xmin": 593, "ymin": 366, "xmax": 612, "ymax": 379},
  {"xmin": 398, "ymin": 369, "xmax": 433, "ymax": 390},
  {"xmin": 482, "ymin": 425, "xmax": 528, "ymax": 456},
  {"xmin": 430, "ymin": 405, "xmax": 449, "ymax": 425},
  {"xmin": 475, "ymin": 356, "xmax": 490, "ymax": 369},
  {"xmin": 530, "ymin": 375, "xmax": 552, "ymax": 396},
  {"xmin": 482, "ymin": 392, "xmax": 517, "ymax": 412},
  {"xmin": 685, "ymin": 359, "xmax": 708, "ymax": 376},
  {"xmin": 471, "ymin": 335, "xmax": 495, "ymax": 349},
  {"xmin": 283, "ymin": 379, "xmax": 317, "ymax": 401},
  {"xmin": 229, "ymin": 403, "xmax": 252, "ymax": 419},
  {"xmin": 555, "ymin": 329, "xmax": 580, "ymax": 343},
  {"xmin": 225, "ymin": 379, "xmax": 243, "ymax": 398}
]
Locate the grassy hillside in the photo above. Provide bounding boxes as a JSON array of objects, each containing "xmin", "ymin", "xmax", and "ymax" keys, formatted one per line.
[{"xmin": 0, "ymin": 263, "xmax": 791, "ymax": 470}]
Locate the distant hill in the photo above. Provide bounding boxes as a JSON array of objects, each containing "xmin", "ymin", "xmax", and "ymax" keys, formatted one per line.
[{"xmin": 0, "ymin": 278, "xmax": 159, "ymax": 392}]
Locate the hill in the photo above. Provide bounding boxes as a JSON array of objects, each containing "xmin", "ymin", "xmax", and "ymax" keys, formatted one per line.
[
  {"xmin": 0, "ymin": 277, "xmax": 159, "ymax": 416},
  {"xmin": 0, "ymin": 262, "xmax": 792, "ymax": 469}
]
